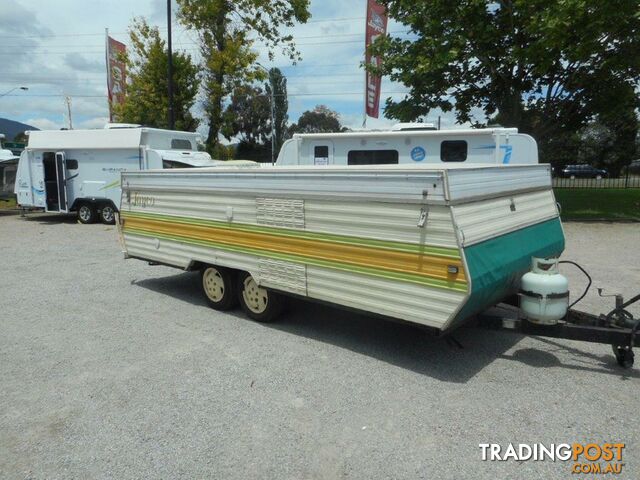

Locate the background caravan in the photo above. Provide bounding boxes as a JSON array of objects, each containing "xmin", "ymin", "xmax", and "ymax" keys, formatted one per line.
[
  {"xmin": 14, "ymin": 126, "xmax": 218, "ymax": 224},
  {"xmin": 276, "ymin": 127, "xmax": 538, "ymax": 166}
]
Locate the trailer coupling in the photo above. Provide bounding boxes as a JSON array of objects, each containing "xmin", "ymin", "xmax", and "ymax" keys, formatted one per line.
[{"xmin": 477, "ymin": 292, "xmax": 640, "ymax": 369}]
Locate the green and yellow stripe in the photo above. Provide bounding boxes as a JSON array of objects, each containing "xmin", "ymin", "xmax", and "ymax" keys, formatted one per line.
[{"xmin": 121, "ymin": 211, "xmax": 468, "ymax": 292}]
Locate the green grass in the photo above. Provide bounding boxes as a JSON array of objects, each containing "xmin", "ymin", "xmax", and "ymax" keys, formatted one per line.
[
  {"xmin": 554, "ymin": 188, "xmax": 640, "ymax": 221},
  {"xmin": 0, "ymin": 197, "xmax": 16, "ymax": 209}
]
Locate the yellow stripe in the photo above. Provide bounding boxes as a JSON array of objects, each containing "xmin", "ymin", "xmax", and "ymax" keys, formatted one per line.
[{"xmin": 122, "ymin": 216, "xmax": 467, "ymax": 287}]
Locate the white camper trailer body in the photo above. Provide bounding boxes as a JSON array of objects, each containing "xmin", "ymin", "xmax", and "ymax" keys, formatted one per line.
[
  {"xmin": 118, "ymin": 163, "xmax": 564, "ymax": 332},
  {"xmin": 14, "ymin": 127, "xmax": 215, "ymax": 223},
  {"xmin": 276, "ymin": 127, "xmax": 538, "ymax": 166}
]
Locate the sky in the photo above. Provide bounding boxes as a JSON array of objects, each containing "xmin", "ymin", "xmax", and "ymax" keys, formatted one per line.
[{"xmin": 0, "ymin": 0, "xmax": 468, "ymax": 138}]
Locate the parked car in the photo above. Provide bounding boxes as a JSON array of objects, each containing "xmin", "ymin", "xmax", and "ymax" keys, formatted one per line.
[
  {"xmin": 560, "ymin": 164, "xmax": 608, "ymax": 179},
  {"xmin": 628, "ymin": 159, "xmax": 640, "ymax": 175}
]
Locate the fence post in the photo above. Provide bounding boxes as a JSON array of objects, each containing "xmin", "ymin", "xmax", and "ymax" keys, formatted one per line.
[{"xmin": 625, "ymin": 168, "xmax": 629, "ymax": 189}]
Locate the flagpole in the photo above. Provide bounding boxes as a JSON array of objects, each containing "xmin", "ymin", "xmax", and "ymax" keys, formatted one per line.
[{"xmin": 362, "ymin": 1, "xmax": 368, "ymax": 129}]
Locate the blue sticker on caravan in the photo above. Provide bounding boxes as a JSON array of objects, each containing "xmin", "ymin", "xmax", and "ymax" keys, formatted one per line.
[
  {"xmin": 475, "ymin": 144, "xmax": 513, "ymax": 164},
  {"xmin": 410, "ymin": 146, "xmax": 426, "ymax": 162}
]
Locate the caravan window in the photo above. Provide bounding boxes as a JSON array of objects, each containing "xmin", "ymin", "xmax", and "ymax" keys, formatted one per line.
[
  {"xmin": 347, "ymin": 150, "xmax": 399, "ymax": 165},
  {"xmin": 66, "ymin": 159, "xmax": 78, "ymax": 170},
  {"xmin": 163, "ymin": 160, "xmax": 195, "ymax": 169},
  {"xmin": 440, "ymin": 141, "xmax": 467, "ymax": 162},
  {"xmin": 171, "ymin": 139, "xmax": 193, "ymax": 150}
]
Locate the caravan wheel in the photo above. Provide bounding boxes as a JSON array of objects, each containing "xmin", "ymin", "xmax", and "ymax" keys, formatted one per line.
[
  {"xmin": 237, "ymin": 272, "xmax": 284, "ymax": 322},
  {"xmin": 100, "ymin": 204, "xmax": 116, "ymax": 224},
  {"xmin": 201, "ymin": 266, "xmax": 237, "ymax": 311},
  {"xmin": 77, "ymin": 203, "xmax": 96, "ymax": 224}
]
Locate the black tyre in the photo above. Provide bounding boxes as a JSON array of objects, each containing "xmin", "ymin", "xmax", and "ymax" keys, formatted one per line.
[
  {"xmin": 237, "ymin": 272, "xmax": 285, "ymax": 322},
  {"xmin": 77, "ymin": 203, "xmax": 96, "ymax": 224},
  {"xmin": 613, "ymin": 345, "xmax": 635, "ymax": 369},
  {"xmin": 201, "ymin": 266, "xmax": 238, "ymax": 311},
  {"xmin": 100, "ymin": 203, "xmax": 116, "ymax": 225}
]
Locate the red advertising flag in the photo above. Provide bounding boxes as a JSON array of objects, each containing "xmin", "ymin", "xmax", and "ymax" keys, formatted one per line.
[
  {"xmin": 106, "ymin": 35, "xmax": 127, "ymax": 120},
  {"xmin": 364, "ymin": 0, "xmax": 388, "ymax": 119}
]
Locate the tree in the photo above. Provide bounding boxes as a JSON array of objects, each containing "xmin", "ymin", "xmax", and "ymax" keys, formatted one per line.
[
  {"xmin": 290, "ymin": 105, "xmax": 345, "ymax": 134},
  {"xmin": 177, "ymin": 0, "xmax": 310, "ymax": 154},
  {"xmin": 222, "ymin": 84, "xmax": 271, "ymax": 161},
  {"xmin": 13, "ymin": 131, "xmax": 28, "ymax": 144},
  {"xmin": 367, "ymin": 1, "xmax": 640, "ymax": 154},
  {"xmin": 113, "ymin": 18, "xmax": 200, "ymax": 131},
  {"xmin": 266, "ymin": 68, "xmax": 289, "ymax": 156}
]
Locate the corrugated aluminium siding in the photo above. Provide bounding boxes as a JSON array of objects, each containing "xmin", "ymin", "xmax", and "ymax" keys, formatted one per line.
[
  {"xmin": 451, "ymin": 189, "xmax": 559, "ymax": 246},
  {"xmin": 123, "ymin": 232, "xmax": 465, "ymax": 329}
]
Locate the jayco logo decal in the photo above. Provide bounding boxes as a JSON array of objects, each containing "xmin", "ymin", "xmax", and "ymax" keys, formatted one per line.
[
  {"xmin": 131, "ymin": 192, "xmax": 155, "ymax": 208},
  {"xmin": 410, "ymin": 146, "xmax": 426, "ymax": 162}
]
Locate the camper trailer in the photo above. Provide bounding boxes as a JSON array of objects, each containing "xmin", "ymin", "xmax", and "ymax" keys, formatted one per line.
[
  {"xmin": 276, "ymin": 127, "xmax": 538, "ymax": 166},
  {"xmin": 0, "ymin": 134, "xmax": 19, "ymax": 201},
  {"xmin": 14, "ymin": 126, "xmax": 217, "ymax": 224},
  {"xmin": 118, "ymin": 163, "xmax": 562, "ymax": 330}
]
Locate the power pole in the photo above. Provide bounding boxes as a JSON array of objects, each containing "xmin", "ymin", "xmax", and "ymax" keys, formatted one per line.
[
  {"xmin": 65, "ymin": 96, "xmax": 73, "ymax": 129},
  {"xmin": 167, "ymin": 0, "xmax": 175, "ymax": 130}
]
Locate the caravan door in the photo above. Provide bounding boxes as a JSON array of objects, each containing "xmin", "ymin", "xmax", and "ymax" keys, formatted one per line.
[
  {"xmin": 55, "ymin": 152, "xmax": 68, "ymax": 212},
  {"xmin": 309, "ymin": 141, "xmax": 334, "ymax": 166},
  {"xmin": 43, "ymin": 151, "xmax": 68, "ymax": 212}
]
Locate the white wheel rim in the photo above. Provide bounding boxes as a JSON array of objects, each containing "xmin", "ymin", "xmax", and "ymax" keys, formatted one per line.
[
  {"xmin": 203, "ymin": 268, "xmax": 225, "ymax": 302},
  {"xmin": 79, "ymin": 206, "xmax": 91, "ymax": 221},
  {"xmin": 103, "ymin": 206, "xmax": 114, "ymax": 222},
  {"xmin": 596, "ymin": 175, "xmax": 602, "ymax": 180},
  {"xmin": 242, "ymin": 276, "xmax": 268, "ymax": 314}
]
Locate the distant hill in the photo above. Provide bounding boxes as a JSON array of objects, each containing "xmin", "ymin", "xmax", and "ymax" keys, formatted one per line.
[{"xmin": 0, "ymin": 118, "xmax": 39, "ymax": 140}]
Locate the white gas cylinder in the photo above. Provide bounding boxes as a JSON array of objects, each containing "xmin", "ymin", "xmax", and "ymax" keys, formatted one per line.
[{"xmin": 520, "ymin": 257, "xmax": 569, "ymax": 324}]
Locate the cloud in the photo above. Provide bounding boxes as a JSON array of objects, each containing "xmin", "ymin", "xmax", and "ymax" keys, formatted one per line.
[
  {"xmin": 24, "ymin": 118, "xmax": 62, "ymax": 130},
  {"xmin": 0, "ymin": 0, "xmax": 53, "ymax": 37},
  {"xmin": 64, "ymin": 54, "xmax": 105, "ymax": 73}
]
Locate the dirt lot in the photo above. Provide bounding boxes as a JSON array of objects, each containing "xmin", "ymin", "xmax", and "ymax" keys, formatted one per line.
[{"xmin": 1, "ymin": 210, "xmax": 639, "ymax": 479}]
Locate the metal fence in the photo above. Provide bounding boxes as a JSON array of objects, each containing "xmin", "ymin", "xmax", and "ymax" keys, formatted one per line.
[{"xmin": 552, "ymin": 174, "xmax": 640, "ymax": 189}]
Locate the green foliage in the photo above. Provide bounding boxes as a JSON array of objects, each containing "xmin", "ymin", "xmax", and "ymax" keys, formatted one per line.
[
  {"xmin": 113, "ymin": 18, "xmax": 200, "ymax": 131},
  {"xmin": 266, "ymin": 68, "xmax": 288, "ymax": 155},
  {"xmin": 210, "ymin": 143, "xmax": 235, "ymax": 160},
  {"xmin": 177, "ymin": 0, "xmax": 310, "ymax": 153},
  {"xmin": 368, "ymin": 0, "xmax": 640, "ymax": 166},
  {"xmin": 222, "ymin": 84, "xmax": 271, "ymax": 145},
  {"xmin": 290, "ymin": 105, "xmax": 345, "ymax": 134},
  {"xmin": 13, "ymin": 131, "xmax": 28, "ymax": 144}
]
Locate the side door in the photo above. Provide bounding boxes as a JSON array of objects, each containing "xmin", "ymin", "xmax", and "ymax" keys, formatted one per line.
[
  {"xmin": 309, "ymin": 141, "xmax": 334, "ymax": 165},
  {"xmin": 55, "ymin": 151, "xmax": 68, "ymax": 212}
]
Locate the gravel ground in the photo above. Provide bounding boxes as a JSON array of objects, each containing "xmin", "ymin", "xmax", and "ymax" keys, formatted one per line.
[{"xmin": 1, "ymin": 210, "xmax": 639, "ymax": 480}]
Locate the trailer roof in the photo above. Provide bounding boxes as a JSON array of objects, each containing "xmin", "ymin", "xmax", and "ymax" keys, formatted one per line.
[
  {"xmin": 26, "ymin": 127, "xmax": 200, "ymax": 150},
  {"xmin": 292, "ymin": 127, "xmax": 519, "ymax": 140}
]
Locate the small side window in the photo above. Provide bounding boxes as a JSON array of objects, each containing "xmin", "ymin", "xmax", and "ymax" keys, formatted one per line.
[
  {"xmin": 441, "ymin": 141, "xmax": 467, "ymax": 162},
  {"xmin": 347, "ymin": 150, "xmax": 399, "ymax": 165},
  {"xmin": 66, "ymin": 159, "xmax": 78, "ymax": 170},
  {"xmin": 314, "ymin": 146, "xmax": 329, "ymax": 165},
  {"xmin": 171, "ymin": 139, "xmax": 193, "ymax": 150}
]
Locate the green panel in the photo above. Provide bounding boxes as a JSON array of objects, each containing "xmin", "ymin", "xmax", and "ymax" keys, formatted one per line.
[{"xmin": 451, "ymin": 218, "xmax": 565, "ymax": 328}]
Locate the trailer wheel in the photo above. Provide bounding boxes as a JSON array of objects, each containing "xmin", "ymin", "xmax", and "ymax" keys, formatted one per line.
[
  {"xmin": 237, "ymin": 272, "xmax": 284, "ymax": 322},
  {"xmin": 201, "ymin": 266, "xmax": 237, "ymax": 311},
  {"xmin": 100, "ymin": 204, "xmax": 116, "ymax": 224},
  {"xmin": 613, "ymin": 345, "xmax": 634, "ymax": 369},
  {"xmin": 77, "ymin": 203, "xmax": 96, "ymax": 224}
]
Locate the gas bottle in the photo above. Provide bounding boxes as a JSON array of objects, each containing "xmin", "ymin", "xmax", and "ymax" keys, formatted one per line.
[{"xmin": 520, "ymin": 257, "xmax": 569, "ymax": 324}]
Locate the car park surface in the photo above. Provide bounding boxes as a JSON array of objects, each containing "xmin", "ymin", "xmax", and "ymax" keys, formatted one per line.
[{"xmin": 1, "ymin": 210, "xmax": 639, "ymax": 479}]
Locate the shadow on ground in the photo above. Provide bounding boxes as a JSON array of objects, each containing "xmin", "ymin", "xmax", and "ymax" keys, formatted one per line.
[{"xmin": 134, "ymin": 271, "xmax": 639, "ymax": 383}]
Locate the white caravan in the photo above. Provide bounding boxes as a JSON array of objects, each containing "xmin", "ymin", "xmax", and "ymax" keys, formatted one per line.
[
  {"xmin": 0, "ymin": 134, "xmax": 19, "ymax": 201},
  {"xmin": 14, "ymin": 126, "xmax": 217, "ymax": 224},
  {"xmin": 276, "ymin": 127, "xmax": 538, "ymax": 166}
]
